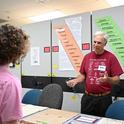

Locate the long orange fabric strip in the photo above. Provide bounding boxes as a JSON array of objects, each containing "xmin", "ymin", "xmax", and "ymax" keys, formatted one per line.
[{"xmin": 55, "ymin": 25, "xmax": 84, "ymax": 72}]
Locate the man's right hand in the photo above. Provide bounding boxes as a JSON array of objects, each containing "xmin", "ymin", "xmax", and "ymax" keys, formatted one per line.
[
  {"xmin": 66, "ymin": 79, "xmax": 78, "ymax": 88},
  {"xmin": 66, "ymin": 74, "xmax": 85, "ymax": 88}
]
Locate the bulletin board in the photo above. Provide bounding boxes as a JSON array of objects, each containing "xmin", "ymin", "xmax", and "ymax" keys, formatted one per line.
[
  {"xmin": 92, "ymin": 5, "xmax": 124, "ymax": 79},
  {"xmin": 52, "ymin": 12, "xmax": 91, "ymax": 78},
  {"xmin": 21, "ymin": 21, "xmax": 51, "ymax": 77}
]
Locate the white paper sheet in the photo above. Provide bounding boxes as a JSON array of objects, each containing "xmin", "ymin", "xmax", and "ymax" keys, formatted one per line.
[{"xmin": 22, "ymin": 104, "xmax": 48, "ymax": 118}]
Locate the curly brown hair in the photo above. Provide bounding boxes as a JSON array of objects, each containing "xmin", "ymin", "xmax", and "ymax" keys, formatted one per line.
[{"xmin": 0, "ymin": 24, "xmax": 29, "ymax": 65}]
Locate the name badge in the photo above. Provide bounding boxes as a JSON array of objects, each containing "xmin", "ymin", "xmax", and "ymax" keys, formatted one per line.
[{"xmin": 98, "ymin": 65, "xmax": 106, "ymax": 71}]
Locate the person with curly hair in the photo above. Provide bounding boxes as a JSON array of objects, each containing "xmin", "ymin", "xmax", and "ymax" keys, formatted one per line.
[{"xmin": 0, "ymin": 24, "xmax": 29, "ymax": 124}]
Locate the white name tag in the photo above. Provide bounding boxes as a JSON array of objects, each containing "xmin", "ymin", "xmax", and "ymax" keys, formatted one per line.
[{"xmin": 98, "ymin": 65, "xmax": 106, "ymax": 71}]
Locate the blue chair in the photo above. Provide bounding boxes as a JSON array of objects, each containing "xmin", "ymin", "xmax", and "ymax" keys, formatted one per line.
[
  {"xmin": 105, "ymin": 100, "xmax": 124, "ymax": 120},
  {"xmin": 22, "ymin": 89, "xmax": 42, "ymax": 105}
]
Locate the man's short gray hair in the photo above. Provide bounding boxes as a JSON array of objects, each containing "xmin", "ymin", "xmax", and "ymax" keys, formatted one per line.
[{"xmin": 94, "ymin": 31, "xmax": 108, "ymax": 43}]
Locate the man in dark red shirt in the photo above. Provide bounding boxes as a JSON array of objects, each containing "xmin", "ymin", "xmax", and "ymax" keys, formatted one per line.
[{"xmin": 67, "ymin": 31, "xmax": 123, "ymax": 117}]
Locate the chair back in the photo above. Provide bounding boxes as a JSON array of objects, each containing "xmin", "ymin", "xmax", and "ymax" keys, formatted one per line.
[
  {"xmin": 22, "ymin": 89, "xmax": 42, "ymax": 105},
  {"xmin": 39, "ymin": 84, "xmax": 63, "ymax": 109},
  {"xmin": 105, "ymin": 100, "xmax": 124, "ymax": 120}
]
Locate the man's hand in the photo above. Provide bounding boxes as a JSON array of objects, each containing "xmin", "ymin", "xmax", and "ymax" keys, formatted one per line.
[
  {"xmin": 66, "ymin": 74, "xmax": 85, "ymax": 87},
  {"xmin": 96, "ymin": 71, "xmax": 108, "ymax": 83},
  {"xmin": 66, "ymin": 79, "xmax": 78, "ymax": 88}
]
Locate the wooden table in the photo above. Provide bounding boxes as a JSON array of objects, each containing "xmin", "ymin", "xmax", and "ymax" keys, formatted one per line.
[
  {"xmin": 21, "ymin": 108, "xmax": 78, "ymax": 124},
  {"xmin": 21, "ymin": 105, "xmax": 124, "ymax": 124}
]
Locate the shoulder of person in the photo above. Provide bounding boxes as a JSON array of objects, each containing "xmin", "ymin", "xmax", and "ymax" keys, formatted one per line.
[{"xmin": 104, "ymin": 50, "xmax": 119, "ymax": 62}]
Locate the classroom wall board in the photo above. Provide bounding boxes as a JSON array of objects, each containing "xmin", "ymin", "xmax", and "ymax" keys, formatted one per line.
[
  {"xmin": 92, "ymin": 5, "xmax": 124, "ymax": 79},
  {"xmin": 52, "ymin": 13, "xmax": 91, "ymax": 78},
  {"xmin": 21, "ymin": 21, "xmax": 51, "ymax": 77}
]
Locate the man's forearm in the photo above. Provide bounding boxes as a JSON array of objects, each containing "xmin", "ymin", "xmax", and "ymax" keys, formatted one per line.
[
  {"xmin": 107, "ymin": 76, "xmax": 120, "ymax": 85},
  {"xmin": 75, "ymin": 74, "xmax": 85, "ymax": 84}
]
